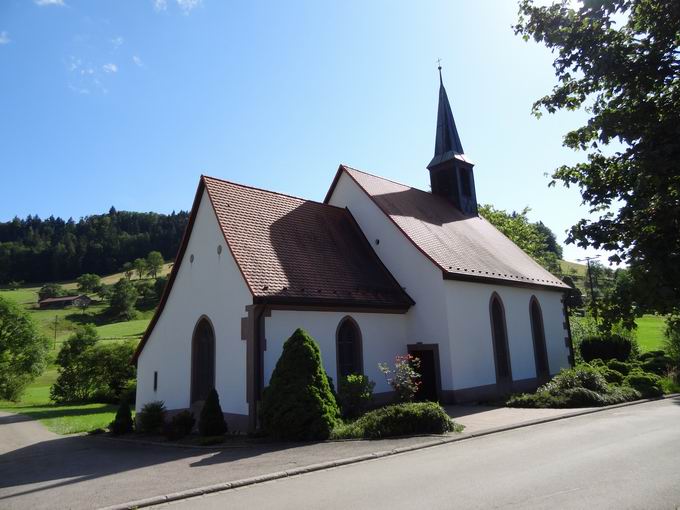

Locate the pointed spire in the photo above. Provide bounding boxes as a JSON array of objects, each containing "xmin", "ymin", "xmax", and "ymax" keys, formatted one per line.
[{"xmin": 435, "ymin": 66, "xmax": 464, "ymax": 155}]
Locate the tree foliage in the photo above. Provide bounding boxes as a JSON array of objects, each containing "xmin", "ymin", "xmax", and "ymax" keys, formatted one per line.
[
  {"xmin": 515, "ymin": 0, "xmax": 680, "ymax": 315},
  {"xmin": 76, "ymin": 273, "xmax": 101, "ymax": 294},
  {"xmin": 51, "ymin": 325, "xmax": 136, "ymax": 403},
  {"xmin": 0, "ymin": 209, "xmax": 188, "ymax": 284},
  {"xmin": 0, "ymin": 297, "xmax": 50, "ymax": 400},
  {"xmin": 479, "ymin": 204, "xmax": 562, "ymax": 274},
  {"xmin": 145, "ymin": 251, "xmax": 164, "ymax": 279},
  {"xmin": 108, "ymin": 278, "xmax": 138, "ymax": 320}
]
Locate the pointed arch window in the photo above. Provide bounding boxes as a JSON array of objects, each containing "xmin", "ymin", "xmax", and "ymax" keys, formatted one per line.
[
  {"xmin": 191, "ymin": 317, "xmax": 215, "ymax": 403},
  {"xmin": 530, "ymin": 297, "xmax": 550, "ymax": 382},
  {"xmin": 490, "ymin": 293, "xmax": 512, "ymax": 385},
  {"xmin": 336, "ymin": 317, "xmax": 363, "ymax": 378}
]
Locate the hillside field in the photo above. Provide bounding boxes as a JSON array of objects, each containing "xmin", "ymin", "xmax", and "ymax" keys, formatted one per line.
[{"xmin": 0, "ymin": 263, "xmax": 171, "ymax": 433}]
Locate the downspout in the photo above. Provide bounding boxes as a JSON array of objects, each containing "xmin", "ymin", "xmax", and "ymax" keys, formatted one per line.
[
  {"xmin": 562, "ymin": 294, "xmax": 575, "ymax": 367},
  {"xmin": 247, "ymin": 304, "xmax": 267, "ymax": 432}
]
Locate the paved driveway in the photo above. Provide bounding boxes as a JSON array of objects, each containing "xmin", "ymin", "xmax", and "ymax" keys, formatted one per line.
[
  {"xmin": 162, "ymin": 397, "xmax": 680, "ymax": 510},
  {"xmin": 0, "ymin": 402, "xmax": 652, "ymax": 509}
]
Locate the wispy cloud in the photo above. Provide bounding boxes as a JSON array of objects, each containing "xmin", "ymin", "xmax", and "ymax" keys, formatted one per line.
[
  {"xmin": 0, "ymin": 31, "xmax": 10, "ymax": 45},
  {"xmin": 35, "ymin": 0, "xmax": 65, "ymax": 6},
  {"xmin": 153, "ymin": 0, "xmax": 167, "ymax": 12},
  {"xmin": 176, "ymin": 0, "xmax": 201, "ymax": 14},
  {"xmin": 153, "ymin": 0, "xmax": 202, "ymax": 14},
  {"xmin": 111, "ymin": 36, "xmax": 124, "ymax": 50},
  {"xmin": 102, "ymin": 63, "xmax": 118, "ymax": 74},
  {"xmin": 132, "ymin": 55, "xmax": 144, "ymax": 67}
]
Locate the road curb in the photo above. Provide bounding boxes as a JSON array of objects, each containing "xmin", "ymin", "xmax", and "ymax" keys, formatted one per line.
[{"xmin": 100, "ymin": 394, "xmax": 678, "ymax": 510}]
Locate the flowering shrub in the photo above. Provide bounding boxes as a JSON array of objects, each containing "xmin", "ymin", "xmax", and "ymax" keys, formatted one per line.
[{"xmin": 378, "ymin": 354, "xmax": 422, "ymax": 402}]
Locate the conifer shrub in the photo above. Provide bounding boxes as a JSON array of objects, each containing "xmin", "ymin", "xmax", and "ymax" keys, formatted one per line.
[
  {"xmin": 338, "ymin": 374, "xmax": 375, "ymax": 419},
  {"xmin": 638, "ymin": 351, "xmax": 673, "ymax": 376},
  {"xmin": 332, "ymin": 402, "xmax": 458, "ymax": 439},
  {"xmin": 198, "ymin": 388, "xmax": 228, "ymax": 437},
  {"xmin": 137, "ymin": 401, "xmax": 166, "ymax": 434},
  {"xmin": 607, "ymin": 359, "xmax": 634, "ymax": 375},
  {"xmin": 260, "ymin": 328, "xmax": 340, "ymax": 440},
  {"xmin": 109, "ymin": 401, "xmax": 134, "ymax": 435},
  {"xmin": 624, "ymin": 370, "xmax": 663, "ymax": 398},
  {"xmin": 166, "ymin": 410, "xmax": 195, "ymax": 440},
  {"xmin": 579, "ymin": 334, "xmax": 634, "ymax": 362}
]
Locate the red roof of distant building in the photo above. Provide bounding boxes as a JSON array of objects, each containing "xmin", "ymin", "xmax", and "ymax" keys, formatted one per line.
[{"xmin": 39, "ymin": 295, "xmax": 89, "ymax": 304}]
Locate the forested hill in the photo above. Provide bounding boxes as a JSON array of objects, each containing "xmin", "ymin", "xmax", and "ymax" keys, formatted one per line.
[{"xmin": 0, "ymin": 208, "xmax": 189, "ymax": 284}]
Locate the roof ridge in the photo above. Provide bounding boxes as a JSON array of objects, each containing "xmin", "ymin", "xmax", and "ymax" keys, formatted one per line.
[
  {"xmin": 340, "ymin": 164, "xmax": 433, "ymax": 197},
  {"xmin": 202, "ymin": 174, "xmax": 345, "ymax": 211}
]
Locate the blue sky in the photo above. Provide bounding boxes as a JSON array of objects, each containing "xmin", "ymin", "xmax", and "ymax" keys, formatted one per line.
[{"xmin": 0, "ymin": 0, "xmax": 605, "ymax": 263}]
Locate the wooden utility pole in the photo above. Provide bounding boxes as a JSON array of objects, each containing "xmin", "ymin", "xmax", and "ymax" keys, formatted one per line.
[{"xmin": 578, "ymin": 255, "xmax": 601, "ymax": 320}]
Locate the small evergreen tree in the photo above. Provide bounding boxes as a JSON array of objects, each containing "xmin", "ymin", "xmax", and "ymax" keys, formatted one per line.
[
  {"xmin": 198, "ymin": 388, "xmax": 228, "ymax": 436},
  {"xmin": 261, "ymin": 328, "xmax": 340, "ymax": 440},
  {"xmin": 110, "ymin": 400, "xmax": 134, "ymax": 435}
]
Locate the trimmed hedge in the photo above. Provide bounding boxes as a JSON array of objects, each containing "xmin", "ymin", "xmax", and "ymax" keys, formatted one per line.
[
  {"xmin": 333, "ymin": 402, "xmax": 459, "ymax": 439},
  {"xmin": 261, "ymin": 328, "xmax": 340, "ymax": 440},
  {"xmin": 624, "ymin": 371, "xmax": 663, "ymax": 398},
  {"xmin": 579, "ymin": 334, "xmax": 634, "ymax": 362}
]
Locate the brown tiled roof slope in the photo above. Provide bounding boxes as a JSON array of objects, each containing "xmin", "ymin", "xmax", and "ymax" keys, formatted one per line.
[
  {"xmin": 203, "ymin": 176, "xmax": 414, "ymax": 309},
  {"xmin": 336, "ymin": 166, "xmax": 568, "ymax": 291}
]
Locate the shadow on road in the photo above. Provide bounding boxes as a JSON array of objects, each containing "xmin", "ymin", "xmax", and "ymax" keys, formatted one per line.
[{"xmin": 0, "ymin": 432, "xmax": 310, "ymax": 503}]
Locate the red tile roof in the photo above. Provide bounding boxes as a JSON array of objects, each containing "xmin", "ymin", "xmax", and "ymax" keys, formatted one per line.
[
  {"xmin": 328, "ymin": 166, "xmax": 568, "ymax": 291},
  {"xmin": 203, "ymin": 176, "xmax": 414, "ymax": 308}
]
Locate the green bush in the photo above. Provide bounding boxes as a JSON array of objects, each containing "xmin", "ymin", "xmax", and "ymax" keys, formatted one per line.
[
  {"xmin": 639, "ymin": 351, "xmax": 673, "ymax": 376},
  {"xmin": 333, "ymin": 402, "xmax": 457, "ymax": 439},
  {"xmin": 261, "ymin": 328, "xmax": 340, "ymax": 440},
  {"xmin": 664, "ymin": 315, "xmax": 680, "ymax": 376},
  {"xmin": 606, "ymin": 359, "xmax": 633, "ymax": 375},
  {"xmin": 598, "ymin": 367, "xmax": 625, "ymax": 385},
  {"xmin": 166, "ymin": 410, "xmax": 195, "ymax": 440},
  {"xmin": 338, "ymin": 374, "xmax": 375, "ymax": 419},
  {"xmin": 109, "ymin": 401, "xmax": 134, "ymax": 435},
  {"xmin": 507, "ymin": 390, "xmax": 568, "ymax": 408},
  {"xmin": 624, "ymin": 371, "xmax": 663, "ymax": 398},
  {"xmin": 506, "ymin": 365, "xmax": 645, "ymax": 409},
  {"xmin": 543, "ymin": 365, "xmax": 609, "ymax": 394},
  {"xmin": 137, "ymin": 401, "xmax": 166, "ymax": 434},
  {"xmin": 579, "ymin": 334, "xmax": 634, "ymax": 362},
  {"xmin": 198, "ymin": 388, "xmax": 228, "ymax": 437}
]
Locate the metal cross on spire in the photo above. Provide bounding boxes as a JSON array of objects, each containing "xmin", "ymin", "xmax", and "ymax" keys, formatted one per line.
[{"xmin": 436, "ymin": 58, "xmax": 443, "ymax": 82}]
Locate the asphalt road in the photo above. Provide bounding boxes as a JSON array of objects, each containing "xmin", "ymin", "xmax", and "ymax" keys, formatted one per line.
[{"xmin": 161, "ymin": 397, "xmax": 680, "ymax": 510}]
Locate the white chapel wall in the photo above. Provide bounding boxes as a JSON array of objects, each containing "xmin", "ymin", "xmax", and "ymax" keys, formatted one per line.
[
  {"xmin": 445, "ymin": 280, "xmax": 571, "ymax": 390},
  {"xmin": 264, "ymin": 310, "xmax": 408, "ymax": 394},
  {"xmin": 136, "ymin": 188, "xmax": 251, "ymax": 416},
  {"xmin": 326, "ymin": 171, "xmax": 454, "ymax": 388}
]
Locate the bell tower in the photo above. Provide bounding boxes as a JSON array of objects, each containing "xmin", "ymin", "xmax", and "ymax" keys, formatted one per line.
[{"xmin": 427, "ymin": 65, "xmax": 478, "ymax": 216}]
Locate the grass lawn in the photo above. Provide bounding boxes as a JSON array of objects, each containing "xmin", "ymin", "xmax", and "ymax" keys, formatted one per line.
[
  {"xmin": 636, "ymin": 314, "xmax": 667, "ymax": 352},
  {"xmin": 0, "ymin": 367, "xmax": 118, "ymax": 434}
]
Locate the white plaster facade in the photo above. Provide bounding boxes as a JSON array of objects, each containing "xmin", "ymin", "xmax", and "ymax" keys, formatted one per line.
[
  {"xmin": 326, "ymin": 171, "xmax": 571, "ymax": 394},
  {"xmin": 136, "ymin": 172, "xmax": 571, "ymax": 423},
  {"xmin": 135, "ymin": 190, "xmax": 250, "ymax": 416}
]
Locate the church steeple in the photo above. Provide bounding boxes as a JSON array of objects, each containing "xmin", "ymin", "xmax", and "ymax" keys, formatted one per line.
[{"xmin": 427, "ymin": 65, "xmax": 478, "ymax": 216}]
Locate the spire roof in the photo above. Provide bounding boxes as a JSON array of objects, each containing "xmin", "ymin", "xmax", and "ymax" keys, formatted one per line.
[{"xmin": 428, "ymin": 66, "xmax": 470, "ymax": 169}]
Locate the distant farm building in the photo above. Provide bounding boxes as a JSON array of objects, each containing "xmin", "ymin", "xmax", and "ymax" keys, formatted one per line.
[{"xmin": 38, "ymin": 295, "xmax": 92, "ymax": 309}]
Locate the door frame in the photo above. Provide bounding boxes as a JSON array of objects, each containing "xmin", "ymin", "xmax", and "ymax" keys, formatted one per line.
[
  {"xmin": 489, "ymin": 293, "xmax": 513, "ymax": 393},
  {"xmin": 406, "ymin": 343, "xmax": 442, "ymax": 402}
]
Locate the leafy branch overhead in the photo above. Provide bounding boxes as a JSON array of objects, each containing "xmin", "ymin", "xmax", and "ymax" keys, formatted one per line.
[{"xmin": 515, "ymin": 0, "xmax": 680, "ymax": 313}]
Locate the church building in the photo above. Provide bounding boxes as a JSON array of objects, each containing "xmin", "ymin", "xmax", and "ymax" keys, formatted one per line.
[{"xmin": 133, "ymin": 70, "xmax": 573, "ymax": 431}]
